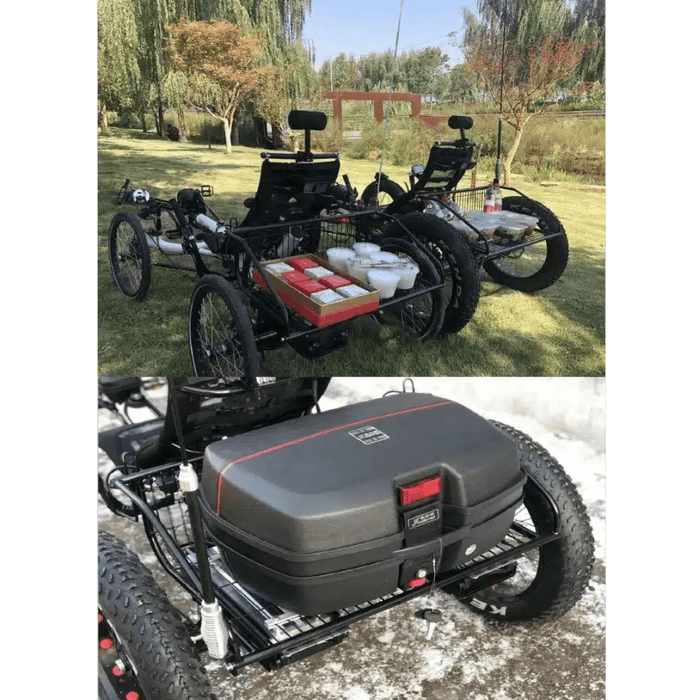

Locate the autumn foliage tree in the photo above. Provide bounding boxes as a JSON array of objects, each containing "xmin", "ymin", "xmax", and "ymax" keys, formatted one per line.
[
  {"xmin": 165, "ymin": 20, "xmax": 274, "ymax": 152},
  {"xmin": 466, "ymin": 34, "xmax": 590, "ymax": 184}
]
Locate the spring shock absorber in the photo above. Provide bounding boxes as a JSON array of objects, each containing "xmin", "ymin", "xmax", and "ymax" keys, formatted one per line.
[{"xmin": 169, "ymin": 380, "xmax": 229, "ymax": 659}]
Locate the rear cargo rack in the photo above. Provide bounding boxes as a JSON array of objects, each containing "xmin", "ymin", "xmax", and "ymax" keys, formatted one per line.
[{"xmin": 111, "ymin": 463, "xmax": 561, "ymax": 673}]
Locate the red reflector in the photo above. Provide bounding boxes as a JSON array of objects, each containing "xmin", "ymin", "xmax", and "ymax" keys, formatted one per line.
[
  {"xmin": 99, "ymin": 638, "xmax": 113, "ymax": 650},
  {"xmin": 407, "ymin": 577, "xmax": 427, "ymax": 589},
  {"xmin": 399, "ymin": 475, "xmax": 442, "ymax": 506}
]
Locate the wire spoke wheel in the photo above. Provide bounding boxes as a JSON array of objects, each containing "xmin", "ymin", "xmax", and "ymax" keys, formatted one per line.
[
  {"xmin": 108, "ymin": 212, "xmax": 151, "ymax": 300},
  {"xmin": 189, "ymin": 275, "xmax": 260, "ymax": 379},
  {"xmin": 382, "ymin": 212, "xmax": 479, "ymax": 335},
  {"xmin": 372, "ymin": 237, "xmax": 444, "ymax": 340}
]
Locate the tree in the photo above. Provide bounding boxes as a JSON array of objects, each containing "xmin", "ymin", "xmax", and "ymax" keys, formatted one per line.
[
  {"xmin": 255, "ymin": 41, "xmax": 318, "ymax": 146},
  {"xmin": 466, "ymin": 34, "xmax": 590, "ymax": 184},
  {"xmin": 165, "ymin": 19, "xmax": 274, "ymax": 152},
  {"xmin": 398, "ymin": 48, "xmax": 451, "ymax": 100},
  {"xmin": 462, "ymin": 0, "xmax": 596, "ymax": 184}
]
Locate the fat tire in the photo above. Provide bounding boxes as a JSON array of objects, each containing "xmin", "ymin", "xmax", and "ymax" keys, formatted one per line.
[
  {"xmin": 98, "ymin": 531, "xmax": 215, "ymax": 700},
  {"xmin": 482, "ymin": 196, "xmax": 568, "ymax": 292},
  {"xmin": 382, "ymin": 212, "xmax": 479, "ymax": 335},
  {"xmin": 455, "ymin": 421, "xmax": 594, "ymax": 623},
  {"xmin": 361, "ymin": 177, "xmax": 406, "ymax": 207},
  {"xmin": 374, "ymin": 237, "xmax": 444, "ymax": 340},
  {"xmin": 188, "ymin": 275, "xmax": 260, "ymax": 379},
  {"xmin": 108, "ymin": 211, "xmax": 152, "ymax": 300}
]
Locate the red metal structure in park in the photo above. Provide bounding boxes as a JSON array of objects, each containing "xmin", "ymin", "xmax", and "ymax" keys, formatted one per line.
[{"xmin": 324, "ymin": 91, "xmax": 447, "ymax": 130}]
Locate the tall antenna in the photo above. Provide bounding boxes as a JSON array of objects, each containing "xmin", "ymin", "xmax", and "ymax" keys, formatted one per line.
[
  {"xmin": 495, "ymin": 0, "xmax": 508, "ymax": 184},
  {"xmin": 374, "ymin": 0, "xmax": 405, "ymax": 200}
]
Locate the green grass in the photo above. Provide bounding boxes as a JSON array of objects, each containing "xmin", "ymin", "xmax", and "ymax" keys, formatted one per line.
[{"xmin": 98, "ymin": 128, "xmax": 605, "ymax": 377}]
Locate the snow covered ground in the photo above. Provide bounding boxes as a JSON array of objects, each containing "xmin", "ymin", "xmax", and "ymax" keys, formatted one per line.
[{"xmin": 98, "ymin": 377, "xmax": 605, "ymax": 700}]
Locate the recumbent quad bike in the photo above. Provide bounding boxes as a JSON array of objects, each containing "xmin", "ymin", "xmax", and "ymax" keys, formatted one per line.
[
  {"xmin": 98, "ymin": 376, "xmax": 594, "ymax": 700},
  {"xmin": 106, "ymin": 111, "xmax": 481, "ymax": 379},
  {"xmin": 362, "ymin": 115, "xmax": 569, "ymax": 295}
]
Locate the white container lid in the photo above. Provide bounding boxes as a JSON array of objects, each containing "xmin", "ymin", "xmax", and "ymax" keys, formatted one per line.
[
  {"xmin": 369, "ymin": 251, "xmax": 400, "ymax": 264},
  {"xmin": 326, "ymin": 247, "xmax": 356, "ymax": 271},
  {"xmin": 353, "ymin": 242, "xmax": 381, "ymax": 258}
]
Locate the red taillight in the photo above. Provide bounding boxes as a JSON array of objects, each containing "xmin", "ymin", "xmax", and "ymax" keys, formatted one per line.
[
  {"xmin": 406, "ymin": 577, "xmax": 427, "ymax": 589},
  {"xmin": 99, "ymin": 638, "xmax": 113, "ymax": 650},
  {"xmin": 399, "ymin": 475, "xmax": 442, "ymax": 507},
  {"xmin": 126, "ymin": 693, "xmax": 140, "ymax": 700}
]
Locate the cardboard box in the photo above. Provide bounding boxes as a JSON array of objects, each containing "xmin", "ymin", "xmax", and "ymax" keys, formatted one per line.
[{"xmin": 254, "ymin": 254, "xmax": 379, "ymax": 327}]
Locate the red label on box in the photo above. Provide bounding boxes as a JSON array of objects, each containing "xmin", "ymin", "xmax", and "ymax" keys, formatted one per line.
[
  {"xmin": 321, "ymin": 275, "xmax": 351, "ymax": 290},
  {"xmin": 289, "ymin": 257, "xmax": 317, "ymax": 271},
  {"xmin": 291, "ymin": 278, "xmax": 326, "ymax": 295},
  {"xmin": 282, "ymin": 270, "xmax": 308, "ymax": 284}
]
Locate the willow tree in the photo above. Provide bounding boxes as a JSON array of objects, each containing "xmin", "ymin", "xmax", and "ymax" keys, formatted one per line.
[
  {"xmin": 462, "ymin": 0, "xmax": 597, "ymax": 184},
  {"xmin": 97, "ymin": 0, "xmax": 147, "ymax": 131},
  {"xmin": 165, "ymin": 19, "xmax": 274, "ymax": 152}
]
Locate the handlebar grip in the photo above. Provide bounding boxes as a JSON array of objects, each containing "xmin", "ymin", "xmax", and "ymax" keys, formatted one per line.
[{"xmin": 168, "ymin": 199, "xmax": 189, "ymax": 228}]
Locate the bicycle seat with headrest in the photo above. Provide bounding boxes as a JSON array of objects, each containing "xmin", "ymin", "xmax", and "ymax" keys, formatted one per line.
[
  {"xmin": 381, "ymin": 115, "xmax": 478, "ymax": 215},
  {"xmin": 100, "ymin": 378, "xmax": 331, "ymax": 469},
  {"xmin": 240, "ymin": 111, "xmax": 341, "ymax": 227}
]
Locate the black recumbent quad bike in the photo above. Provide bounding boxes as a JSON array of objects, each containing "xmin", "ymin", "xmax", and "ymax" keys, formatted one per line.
[
  {"xmin": 361, "ymin": 115, "xmax": 569, "ymax": 294},
  {"xmin": 106, "ymin": 111, "xmax": 481, "ymax": 379},
  {"xmin": 98, "ymin": 377, "xmax": 594, "ymax": 700}
]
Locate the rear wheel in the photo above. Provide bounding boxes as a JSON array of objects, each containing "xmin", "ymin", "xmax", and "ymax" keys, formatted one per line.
[
  {"xmin": 372, "ymin": 237, "xmax": 444, "ymax": 340},
  {"xmin": 482, "ymin": 197, "xmax": 568, "ymax": 292},
  {"xmin": 383, "ymin": 212, "xmax": 479, "ymax": 335},
  {"xmin": 108, "ymin": 211, "xmax": 151, "ymax": 300},
  {"xmin": 98, "ymin": 531, "xmax": 214, "ymax": 700},
  {"xmin": 361, "ymin": 177, "xmax": 405, "ymax": 207},
  {"xmin": 448, "ymin": 422, "xmax": 594, "ymax": 623},
  {"xmin": 188, "ymin": 275, "xmax": 260, "ymax": 379}
]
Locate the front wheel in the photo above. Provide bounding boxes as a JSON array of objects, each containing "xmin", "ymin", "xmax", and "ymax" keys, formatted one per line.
[
  {"xmin": 188, "ymin": 275, "xmax": 260, "ymax": 379},
  {"xmin": 448, "ymin": 422, "xmax": 595, "ymax": 623},
  {"xmin": 482, "ymin": 196, "xmax": 568, "ymax": 292},
  {"xmin": 108, "ymin": 211, "xmax": 151, "ymax": 300},
  {"xmin": 98, "ymin": 531, "xmax": 214, "ymax": 700}
]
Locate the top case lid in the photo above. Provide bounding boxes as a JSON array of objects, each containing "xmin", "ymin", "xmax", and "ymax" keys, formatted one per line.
[{"xmin": 201, "ymin": 392, "xmax": 521, "ymax": 554}]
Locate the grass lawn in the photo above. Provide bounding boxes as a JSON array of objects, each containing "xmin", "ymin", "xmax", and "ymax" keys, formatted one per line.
[{"xmin": 98, "ymin": 128, "xmax": 605, "ymax": 377}]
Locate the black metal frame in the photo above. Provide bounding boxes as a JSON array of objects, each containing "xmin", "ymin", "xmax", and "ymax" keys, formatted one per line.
[
  {"xmin": 105, "ymin": 459, "xmax": 561, "ymax": 675},
  {"xmin": 115, "ymin": 187, "xmax": 447, "ymax": 355}
]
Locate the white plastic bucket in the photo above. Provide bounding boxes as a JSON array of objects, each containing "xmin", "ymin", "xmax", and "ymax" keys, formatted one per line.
[
  {"xmin": 353, "ymin": 242, "xmax": 381, "ymax": 259},
  {"xmin": 326, "ymin": 247, "xmax": 355, "ymax": 271},
  {"xmin": 391, "ymin": 263, "xmax": 419, "ymax": 290},
  {"xmin": 346, "ymin": 257, "xmax": 373, "ymax": 282},
  {"xmin": 367, "ymin": 268, "xmax": 400, "ymax": 299}
]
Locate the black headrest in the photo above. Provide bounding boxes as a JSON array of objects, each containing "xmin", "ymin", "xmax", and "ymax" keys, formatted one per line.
[
  {"xmin": 448, "ymin": 115, "xmax": 473, "ymax": 131},
  {"xmin": 288, "ymin": 110, "xmax": 327, "ymax": 132}
]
